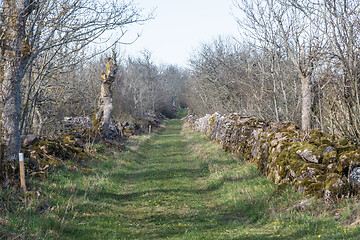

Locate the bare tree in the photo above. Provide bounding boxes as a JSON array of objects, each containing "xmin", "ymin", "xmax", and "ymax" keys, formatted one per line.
[
  {"xmin": 234, "ymin": 0, "xmax": 322, "ymax": 130},
  {"xmin": 319, "ymin": 0, "xmax": 360, "ymax": 139},
  {"xmin": 283, "ymin": 0, "xmax": 360, "ymax": 139},
  {"xmin": 93, "ymin": 52, "xmax": 118, "ymax": 138},
  {"xmin": 0, "ymin": 0, "xmax": 35, "ymax": 181},
  {"xmin": 19, "ymin": 0, "xmax": 152, "ymax": 135}
]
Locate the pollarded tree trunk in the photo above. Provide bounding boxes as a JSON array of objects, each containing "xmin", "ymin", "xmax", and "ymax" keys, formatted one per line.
[
  {"xmin": 301, "ymin": 75, "xmax": 312, "ymax": 131},
  {"xmin": 93, "ymin": 52, "xmax": 118, "ymax": 138},
  {"xmin": 0, "ymin": 1, "xmax": 33, "ymax": 182}
]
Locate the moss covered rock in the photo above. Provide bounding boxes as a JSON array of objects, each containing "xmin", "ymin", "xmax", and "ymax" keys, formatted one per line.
[
  {"xmin": 296, "ymin": 142, "xmax": 322, "ymax": 163},
  {"xmin": 21, "ymin": 130, "xmax": 92, "ymax": 178}
]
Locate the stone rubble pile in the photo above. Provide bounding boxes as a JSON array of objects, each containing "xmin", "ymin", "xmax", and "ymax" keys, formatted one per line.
[{"xmin": 22, "ymin": 113, "xmax": 166, "ymax": 178}]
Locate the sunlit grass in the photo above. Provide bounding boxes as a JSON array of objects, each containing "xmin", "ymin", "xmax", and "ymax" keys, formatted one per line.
[{"xmin": 1, "ymin": 119, "xmax": 360, "ymax": 239}]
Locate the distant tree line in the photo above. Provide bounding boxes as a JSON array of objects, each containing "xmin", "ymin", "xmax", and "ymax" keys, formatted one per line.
[
  {"xmin": 113, "ymin": 51, "xmax": 188, "ymax": 120},
  {"xmin": 17, "ymin": 49, "xmax": 189, "ymax": 136}
]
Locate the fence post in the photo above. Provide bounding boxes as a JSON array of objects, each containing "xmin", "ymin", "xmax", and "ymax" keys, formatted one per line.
[{"xmin": 19, "ymin": 153, "xmax": 26, "ymax": 193}]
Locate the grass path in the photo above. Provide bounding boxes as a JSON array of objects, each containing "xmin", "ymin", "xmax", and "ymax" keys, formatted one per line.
[
  {"xmin": 5, "ymin": 119, "xmax": 360, "ymax": 239},
  {"xmin": 66, "ymin": 119, "xmax": 237, "ymax": 239}
]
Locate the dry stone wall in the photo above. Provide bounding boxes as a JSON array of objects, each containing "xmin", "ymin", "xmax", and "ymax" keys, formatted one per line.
[{"xmin": 187, "ymin": 113, "xmax": 360, "ymax": 202}]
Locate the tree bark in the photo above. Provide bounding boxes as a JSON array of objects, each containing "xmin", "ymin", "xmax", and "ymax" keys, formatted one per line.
[
  {"xmin": 301, "ymin": 75, "xmax": 312, "ymax": 130},
  {"xmin": 93, "ymin": 52, "xmax": 118, "ymax": 138},
  {"xmin": 1, "ymin": 0, "xmax": 33, "ymax": 181}
]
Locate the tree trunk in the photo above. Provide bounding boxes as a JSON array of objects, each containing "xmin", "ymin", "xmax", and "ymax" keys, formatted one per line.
[
  {"xmin": 93, "ymin": 52, "xmax": 118, "ymax": 138},
  {"xmin": 0, "ymin": 1, "xmax": 32, "ymax": 181},
  {"xmin": 301, "ymin": 75, "xmax": 312, "ymax": 130},
  {"xmin": 33, "ymin": 106, "xmax": 44, "ymax": 135}
]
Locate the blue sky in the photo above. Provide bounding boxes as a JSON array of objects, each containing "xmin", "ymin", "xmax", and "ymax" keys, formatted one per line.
[{"xmin": 121, "ymin": 0, "xmax": 241, "ymax": 67}]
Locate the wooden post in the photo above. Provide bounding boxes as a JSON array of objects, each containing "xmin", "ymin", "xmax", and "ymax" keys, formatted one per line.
[
  {"xmin": 149, "ymin": 125, "xmax": 152, "ymax": 133},
  {"xmin": 19, "ymin": 153, "xmax": 26, "ymax": 193}
]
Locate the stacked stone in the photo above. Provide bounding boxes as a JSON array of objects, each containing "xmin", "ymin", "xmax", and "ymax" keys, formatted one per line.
[{"xmin": 187, "ymin": 113, "xmax": 360, "ymax": 202}]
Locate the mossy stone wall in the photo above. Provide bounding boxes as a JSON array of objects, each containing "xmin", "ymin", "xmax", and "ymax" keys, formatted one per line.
[{"xmin": 187, "ymin": 113, "xmax": 360, "ymax": 202}]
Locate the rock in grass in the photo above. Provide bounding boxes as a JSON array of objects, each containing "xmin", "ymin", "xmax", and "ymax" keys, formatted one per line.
[{"xmin": 288, "ymin": 199, "xmax": 310, "ymax": 210}]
